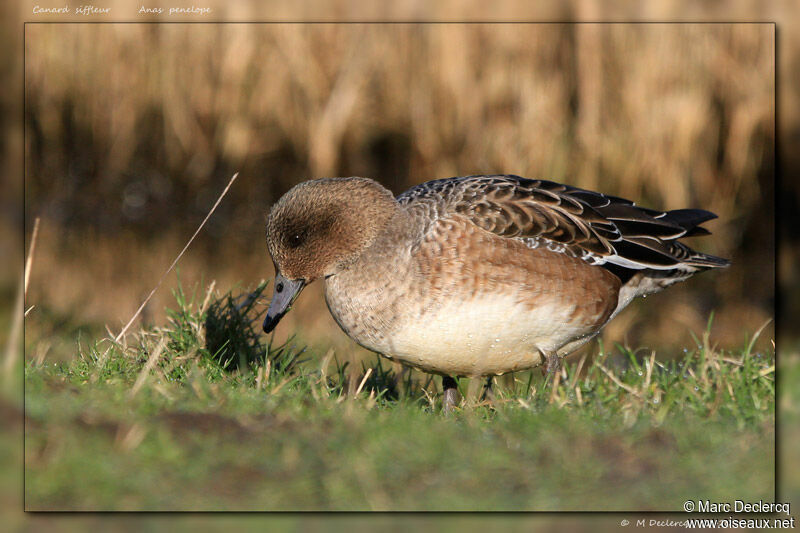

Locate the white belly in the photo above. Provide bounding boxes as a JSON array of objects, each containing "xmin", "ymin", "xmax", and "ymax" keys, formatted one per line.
[{"xmin": 383, "ymin": 293, "xmax": 592, "ymax": 377}]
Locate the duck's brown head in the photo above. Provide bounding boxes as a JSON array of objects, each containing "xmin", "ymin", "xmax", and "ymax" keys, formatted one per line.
[{"xmin": 263, "ymin": 177, "xmax": 396, "ymax": 333}]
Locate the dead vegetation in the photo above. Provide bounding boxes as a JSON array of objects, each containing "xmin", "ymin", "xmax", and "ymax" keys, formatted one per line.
[{"xmin": 22, "ymin": 23, "xmax": 774, "ymax": 355}]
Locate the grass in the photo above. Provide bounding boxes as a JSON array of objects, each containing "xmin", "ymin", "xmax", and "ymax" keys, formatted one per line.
[{"xmin": 22, "ymin": 281, "xmax": 775, "ymax": 511}]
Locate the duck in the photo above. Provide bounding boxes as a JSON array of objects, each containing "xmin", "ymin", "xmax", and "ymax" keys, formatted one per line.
[{"xmin": 262, "ymin": 175, "xmax": 729, "ymax": 410}]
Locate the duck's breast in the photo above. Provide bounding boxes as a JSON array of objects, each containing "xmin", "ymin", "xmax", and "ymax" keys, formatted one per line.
[{"xmin": 326, "ymin": 214, "xmax": 621, "ymax": 377}]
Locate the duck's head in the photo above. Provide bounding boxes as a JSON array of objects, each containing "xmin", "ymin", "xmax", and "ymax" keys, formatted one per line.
[{"xmin": 262, "ymin": 177, "xmax": 396, "ymax": 333}]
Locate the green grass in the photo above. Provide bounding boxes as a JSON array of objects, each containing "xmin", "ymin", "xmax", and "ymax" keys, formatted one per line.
[{"xmin": 23, "ymin": 282, "xmax": 775, "ymax": 511}]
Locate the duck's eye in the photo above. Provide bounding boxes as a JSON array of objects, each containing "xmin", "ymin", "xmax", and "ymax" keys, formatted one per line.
[
  {"xmin": 288, "ymin": 233, "xmax": 304, "ymax": 248},
  {"xmin": 276, "ymin": 281, "xmax": 284, "ymax": 293}
]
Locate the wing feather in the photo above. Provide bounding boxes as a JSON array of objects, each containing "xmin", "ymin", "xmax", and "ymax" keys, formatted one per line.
[{"xmin": 398, "ymin": 174, "xmax": 729, "ymax": 271}]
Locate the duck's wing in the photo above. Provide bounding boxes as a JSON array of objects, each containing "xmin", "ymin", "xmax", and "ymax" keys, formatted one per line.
[{"xmin": 398, "ymin": 174, "xmax": 729, "ymax": 272}]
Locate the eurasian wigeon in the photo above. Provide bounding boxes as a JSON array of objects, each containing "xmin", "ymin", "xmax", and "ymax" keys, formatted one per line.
[{"xmin": 262, "ymin": 175, "xmax": 729, "ymax": 410}]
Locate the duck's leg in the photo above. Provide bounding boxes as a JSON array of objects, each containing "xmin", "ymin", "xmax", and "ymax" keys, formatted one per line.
[
  {"xmin": 442, "ymin": 375, "xmax": 460, "ymax": 413},
  {"xmin": 545, "ymin": 350, "xmax": 562, "ymax": 375},
  {"xmin": 543, "ymin": 350, "xmax": 563, "ymax": 402},
  {"xmin": 480, "ymin": 375, "xmax": 495, "ymax": 403}
]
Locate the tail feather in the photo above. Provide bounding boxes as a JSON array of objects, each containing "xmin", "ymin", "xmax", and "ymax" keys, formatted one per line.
[
  {"xmin": 662, "ymin": 208, "xmax": 718, "ymax": 231},
  {"xmin": 669, "ymin": 241, "xmax": 731, "ymax": 270}
]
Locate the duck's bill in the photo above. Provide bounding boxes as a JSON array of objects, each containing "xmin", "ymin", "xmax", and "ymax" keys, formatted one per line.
[{"xmin": 262, "ymin": 274, "xmax": 306, "ymax": 333}]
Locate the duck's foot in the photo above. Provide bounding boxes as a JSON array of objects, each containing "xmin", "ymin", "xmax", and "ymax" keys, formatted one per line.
[{"xmin": 442, "ymin": 375, "xmax": 460, "ymax": 413}]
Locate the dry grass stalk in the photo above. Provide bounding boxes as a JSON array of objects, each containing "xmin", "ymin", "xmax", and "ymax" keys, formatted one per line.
[
  {"xmin": 319, "ymin": 348, "xmax": 335, "ymax": 388},
  {"xmin": 114, "ymin": 173, "xmax": 239, "ymax": 343},
  {"xmin": 745, "ymin": 319, "xmax": 773, "ymax": 358},
  {"xmin": 595, "ymin": 361, "xmax": 644, "ymax": 400},
  {"xmin": 255, "ymin": 366, "xmax": 264, "ymax": 391},
  {"xmin": 200, "ymin": 280, "xmax": 217, "ymax": 313},
  {"xmin": 24, "ymin": 217, "xmax": 41, "ymax": 296},
  {"xmin": 354, "ymin": 367, "xmax": 373, "ymax": 397},
  {"xmin": 549, "ymin": 366, "xmax": 562, "ymax": 403},
  {"xmin": 129, "ymin": 337, "xmax": 168, "ymax": 398},
  {"xmin": 264, "ymin": 358, "xmax": 272, "ymax": 386},
  {"xmin": 570, "ymin": 350, "xmax": 589, "ymax": 390},
  {"xmin": 644, "ymin": 350, "xmax": 656, "ymax": 391},
  {"xmin": 758, "ymin": 366, "xmax": 775, "ymax": 378},
  {"xmin": 3, "ymin": 217, "xmax": 41, "ymax": 381},
  {"xmin": 115, "ymin": 423, "xmax": 147, "ymax": 453}
]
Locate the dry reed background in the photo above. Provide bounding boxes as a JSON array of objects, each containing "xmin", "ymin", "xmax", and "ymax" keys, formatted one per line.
[
  {"xmin": 21, "ymin": 22, "xmax": 775, "ymax": 356},
  {"xmin": 18, "ymin": 21, "xmax": 776, "ymax": 360}
]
